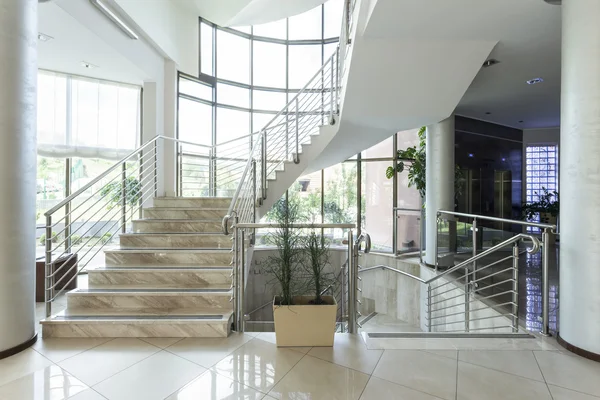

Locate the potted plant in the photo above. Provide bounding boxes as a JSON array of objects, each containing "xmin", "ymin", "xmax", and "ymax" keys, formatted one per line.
[
  {"xmin": 265, "ymin": 199, "xmax": 338, "ymax": 347},
  {"xmin": 522, "ymin": 187, "xmax": 559, "ymax": 225}
]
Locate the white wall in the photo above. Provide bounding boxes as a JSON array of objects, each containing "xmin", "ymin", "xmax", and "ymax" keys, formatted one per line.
[{"xmin": 114, "ymin": 0, "xmax": 199, "ymax": 76}]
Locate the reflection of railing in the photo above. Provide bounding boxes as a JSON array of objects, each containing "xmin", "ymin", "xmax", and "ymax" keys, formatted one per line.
[
  {"xmin": 359, "ymin": 233, "xmax": 542, "ymax": 335},
  {"xmin": 436, "ymin": 210, "xmax": 556, "ymax": 335},
  {"xmin": 228, "ymin": 223, "xmax": 367, "ymax": 334},
  {"xmin": 43, "ymin": 136, "xmax": 215, "ymax": 318},
  {"xmin": 393, "ymin": 207, "xmax": 424, "ymax": 262}
]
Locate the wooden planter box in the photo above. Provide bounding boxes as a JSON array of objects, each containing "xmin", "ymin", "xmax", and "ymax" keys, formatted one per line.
[
  {"xmin": 35, "ymin": 253, "xmax": 78, "ymax": 302},
  {"xmin": 273, "ymin": 295, "xmax": 337, "ymax": 347}
]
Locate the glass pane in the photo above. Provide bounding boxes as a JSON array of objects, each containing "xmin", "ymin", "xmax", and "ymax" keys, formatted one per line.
[
  {"xmin": 217, "ymin": 30, "xmax": 250, "ymax": 83},
  {"xmin": 178, "ymin": 98, "xmax": 212, "ymax": 147},
  {"xmin": 179, "ymin": 77, "xmax": 212, "ymax": 100},
  {"xmin": 288, "ymin": 45, "xmax": 323, "ymax": 88},
  {"xmin": 253, "ymin": 41, "xmax": 286, "ymax": 88},
  {"xmin": 323, "ymin": 162, "xmax": 358, "ymax": 240},
  {"xmin": 216, "ymin": 83, "xmax": 250, "ymax": 108},
  {"xmin": 253, "ymin": 90, "xmax": 287, "ymax": 111},
  {"xmin": 324, "ymin": 42, "xmax": 338, "ymax": 59},
  {"xmin": 363, "ymin": 161, "xmax": 394, "ymax": 252},
  {"xmin": 253, "ymin": 19, "xmax": 287, "ymax": 39},
  {"xmin": 216, "ymin": 107, "xmax": 250, "ymax": 144},
  {"xmin": 37, "ymin": 72, "xmax": 67, "ymax": 146},
  {"xmin": 252, "ymin": 112, "xmax": 277, "ymax": 132},
  {"xmin": 288, "ymin": 5, "xmax": 323, "ymax": 40},
  {"xmin": 201, "ymin": 22, "xmax": 214, "ymax": 75},
  {"xmin": 289, "ymin": 170, "xmax": 323, "ymax": 224},
  {"xmin": 324, "ymin": 0, "xmax": 344, "ymax": 38}
]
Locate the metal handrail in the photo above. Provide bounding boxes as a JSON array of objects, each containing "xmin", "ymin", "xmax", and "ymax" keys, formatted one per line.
[
  {"xmin": 437, "ymin": 210, "xmax": 557, "ymax": 231},
  {"xmin": 234, "ymin": 223, "xmax": 355, "ymax": 229},
  {"xmin": 359, "ymin": 265, "xmax": 426, "ymax": 283}
]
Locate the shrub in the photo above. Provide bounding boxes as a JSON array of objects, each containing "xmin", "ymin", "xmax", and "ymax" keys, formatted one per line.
[
  {"xmin": 39, "ymin": 232, "xmax": 59, "ymax": 246},
  {"xmin": 71, "ymin": 235, "xmax": 83, "ymax": 245},
  {"xmin": 101, "ymin": 232, "xmax": 113, "ymax": 244}
]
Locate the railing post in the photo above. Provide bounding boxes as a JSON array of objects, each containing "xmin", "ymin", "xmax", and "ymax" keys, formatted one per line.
[
  {"xmin": 427, "ymin": 284, "xmax": 432, "ymax": 332},
  {"xmin": 330, "ymin": 55, "xmax": 334, "ymax": 122},
  {"xmin": 347, "ymin": 230, "xmax": 356, "ymax": 333},
  {"xmin": 121, "ymin": 163, "xmax": 127, "ymax": 233},
  {"xmin": 232, "ymin": 223, "xmax": 238, "ymax": 330},
  {"xmin": 464, "ymin": 265, "xmax": 470, "ymax": 332},
  {"xmin": 335, "ymin": 50, "xmax": 339, "ymax": 114},
  {"xmin": 239, "ymin": 229, "xmax": 246, "ymax": 333},
  {"xmin": 541, "ymin": 229, "xmax": 550, "ymax": 336},
  {"xmin": 340, "ymin": 259, "xmax": 346, "ymax": 333},
  {"xmin": 435, "ymin": 214, "xmax": 439, "ymax": 272},
  {"xmin": 512, "ymin": 242, "xmax": 520, "ymax": 333},
  {"xmin": 64, "ymin": 158, "xmax": 71, "ymax": 252},
  {"xmin": 45, "ymin": 215, "xmax": 53, "ymax": 318},
  {"xmin": 252, "ymin": 160, "xmax": 257, "ymax": 220},
  {"xmin": 294, "ymin": 98, "xmax": 299, "ymax": 164},
  {"xmin": 472, "ymin": 218, "xmax": 477, "ymax": 284},
  {"xmin": 153, "ymin": 139, "xmax": 158, "ymax": 196},
  {"xmin": 178, "ymin": 146, "xmax": 183, "ymax": 196},
  {"xmin": 261, "ymin": 130, "xmax": 267, "ymax": 199}
]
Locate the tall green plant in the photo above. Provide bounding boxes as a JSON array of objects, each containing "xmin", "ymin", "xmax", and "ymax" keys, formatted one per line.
[
  {"xmin": 304, "ymin": 230, "xmax": 335, "ymax": 305},
  {"xmin": 263, "ymin": 199, "xmax": 309, "ymax": 306},
  {"xmin": 100, "ymin": 177, "xmax": 141, "ymax": 218},
  {"xmin": 386, "ymin": 127, "xmax": 464, "ymax": 199}
]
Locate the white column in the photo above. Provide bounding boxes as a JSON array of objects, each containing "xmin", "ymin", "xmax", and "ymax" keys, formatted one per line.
[
  {"xmin": 425, "ymin": 116, "xmax": 455, "ymax": 266},
  {"xmin": 0, "ymin": 0, "xmax": 37, "ymax": 355},
  {"xmin": 559, "ymin": 0, "xmax": 600, "ymax": 357},
  {"xmin": 163, "ymin": 60, "xmax": 178, "ymax": 197}
]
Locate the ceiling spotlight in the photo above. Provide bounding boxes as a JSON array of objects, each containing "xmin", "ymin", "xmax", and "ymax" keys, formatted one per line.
[
  {"xmin": 482, "ymin": 59, "xmax": 500, "ymax": 68},
  {"xmin": 527, "ymin": 78, "xmax": 544, "ymax": 85},
  {"xmin": 38, "ymin": 33, "xmax": 53, "ymax": 42},
  {"xmin": 543, "ymin": 0, "xmax": 561, "ymax": 5},
  {"xmin": 518, "ymin": 120, "xmax": 524, "ymax": 123},
  {"xmin": 485, "ymin": 112, "xmax": 492, "ymax": 115},
  {"xmin": 81, "ymin": 61, "xmax": 98, "ymax": 69}
]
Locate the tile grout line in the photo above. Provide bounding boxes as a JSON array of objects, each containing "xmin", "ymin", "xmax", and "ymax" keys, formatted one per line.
[
  {"xmin": 532, "ymin": 350, "xmax": 555, "ymax": 400},
  {"xmin": 356, "ymin": 347, "xmax": 385, "ymax": 400},
  {"xmin": 33, "ymin": 337, "xmax": 117, "ymax": 365},
  {"xmin": 264, "ymin": 348, "xmax": 311, "ymax": 397},
  {"xmin": 454, "ymin": 352, "xmax": 548, "ymax": 384}
]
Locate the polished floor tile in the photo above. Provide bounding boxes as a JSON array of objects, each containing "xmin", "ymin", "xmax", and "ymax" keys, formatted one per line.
[
  {"xmin": 269, "ymin": 355, "xmax": 369, "ymax": 400},
  {"xmin": 363, "ymin": 336, "xmax": 456, "ymax": 350},
  {"xmin": 32, "ymin": 338, "xmax": 111, "ymax": 363},
  {"xmin": 93, "ymin": 351, "xmax": 205, "ymax": 400},
  {"xmin": 548, "ymin": 384, "xmax": 600, "ymax": 400},
  {"xmin": 139, "ymin": 338, "xmax": 183, "ymax": 349},
  {"xmin": 456, "ymin": 361, "xmax": 552, "ymax": 400},
  {"xmin": 165, "ymin": 369, "xmax": 264, "ymax": 400},
  {"xmin": 458, "ymin": 350, "xmax": 544, "ymax": 382},
  {"xmin": 254, "ymin": 333, "xmax": 312, "ymax": 354},
  {"xmin": 308, "ymin": 334, "xmax": 383, "ymax": 374},
  {"xmin": 421, "ymin": 350, "xmax": 458, "ymax": 360},
  {"xmin": 67, "ymin": 390, "xmax": 108, "ymax": 400},
  {"xmin": 359, "ymin": 376, "xmax": 444, "ymax": 400},
  {"xmin": 0, "ymin": 365, "xmax": 87, "ymax": 400},
  {"xmin": 534, "ymin": 351, "xmax": 600, "ymax": 397},
  {"xmin": 372, "ymin": 350, "xmax": 457, "ymax": 400},
  {"xmin": 58, "ymin": 338, "xmax": 160, "ymax": 386},
  {"xmin": 211, "ymin": 339, "xmax": 304, "ymax": 393},
  {"xmin": 0, "ymin": 349, "xmax": 54, "ymax": 387},
  {"xmin": 166, "ymin": 333, "xmax": 254, "ymax": 368}
]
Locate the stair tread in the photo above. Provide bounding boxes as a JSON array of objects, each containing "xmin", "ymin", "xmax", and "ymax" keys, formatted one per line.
[
  {"xmin": 105, "ymin": 248, "xmax": 231, "ymax": 253},
  {"xmin": 133, "ymin": 219, "xmax": 222, "ymax": 222},
  {"xmin": 100, "ymin": 264, "xmax": 232, "ymax": 269},
  {"xmin": 120, "ymin": 232, "xmax": 228, "ymax": 236},
  {"xmin": 68, "ymin": 288, "xmax": 232, "ymax": 295},
  {"xmin": 87, "ymin": 284, "xmax": 231, "ymax": 290},
  {"xmin": 88, "ymin": 266, "xmax": 232, "ymax": 272},
  {"xmin": 145, "ymin": 207, "xmax": 229, "ymax": 211},
  {"xmin": 42, "ymin": 309, "xmax": 232, "ymax": 323}
]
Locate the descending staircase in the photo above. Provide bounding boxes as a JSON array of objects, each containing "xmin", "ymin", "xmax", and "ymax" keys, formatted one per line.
[{"xmin": 41, "ymin": 197, "xmax": 235, "ymax": 338}]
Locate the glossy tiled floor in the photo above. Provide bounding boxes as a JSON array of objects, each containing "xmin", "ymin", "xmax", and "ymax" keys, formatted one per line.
[{"xmin": 1, "ymin": 332, "xmax": 599, "ymax": 400}]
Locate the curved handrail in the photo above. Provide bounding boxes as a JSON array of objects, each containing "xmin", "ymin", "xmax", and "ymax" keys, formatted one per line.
[{"xmin": 437, "ymin": 210, "xmax": 556, "ymax": 231}]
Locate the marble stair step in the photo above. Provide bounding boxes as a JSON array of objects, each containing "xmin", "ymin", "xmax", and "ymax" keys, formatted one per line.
[
  {"xmin": 143, "ymin": 207, "xmax": 228, "ymax": 220},
  {"xmin": 153, "ymin": 197, "xmax": 232, "ymax": 209},
  {"xmin": 88, "ymin": 267, "xmax": 232, "ymax": 288},
  {"xmin": 104, "ymin": 249, "xmax": 232, "ymax": 266},
  {"xmin": 66, "ymin": 288, "xmax": 233, "ymax": 310},
  {"xmin": 119, "ymin": 233, "xmax": 232, "ymax": 249},
  {"xmin": 131, "ymin": 219, "xmax": 222, "ymax": 233},
  {"xmin": 41, "ymin": 309, "xmax": 232, "ymax": 338}
]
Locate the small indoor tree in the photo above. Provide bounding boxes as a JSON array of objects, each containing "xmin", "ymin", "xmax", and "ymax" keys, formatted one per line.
[{"xmin": 304, "ymin": 230, "xmax": 336, "ymax": 305}]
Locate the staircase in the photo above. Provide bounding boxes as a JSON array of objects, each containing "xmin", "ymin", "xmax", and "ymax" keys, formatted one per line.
[{"xmin": 41, "ymin": 197, "xmax": 235, "ymax": 338}]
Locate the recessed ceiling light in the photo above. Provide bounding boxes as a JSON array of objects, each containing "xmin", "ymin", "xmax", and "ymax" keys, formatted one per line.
[
  {"xmin": 38, "ymin": 33, "xmax": 53, "ymax": 42},
  {"xmin": 81, "ymin": 61, "xmax": 98, "ymax": 69},
  {"xmin": 482, "ymin": 59, "xmax": 500, "ymax": 68},
  {"xmin": 544, "ymin": 0, "xmax": 561, "ymax": 5},
  {"xmin": 527, "ymin": 78, "xmax": 544, "ymax": 85},
  {"xmin": 519, "ymin": 120, "xmax": 524, "ymax": 123},
  {"xmin": 485, "ymin": 112, "xmax": 492, "ymax": 115}
]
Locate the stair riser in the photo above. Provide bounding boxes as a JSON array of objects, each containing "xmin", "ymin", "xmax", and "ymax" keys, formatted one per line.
[
  {"xmin": 143, "ymin": 209, "xmax": 228, "ymax": 220},
  {"xmin": 154, "ymin": 198, "xmax": 231, "ymax": 208},
  {"xmin": 105, "ymin": 252, "xmax": 231, "ymax": 266},
  {"xmin": 120, "ymin": 235, "xmax": 231, "ymax": 249},
  {"xmin": 67, "ymin": 294, "xmax": 233, "ymax": 310},
  {"xmin": 42, "ymin": 321, "xmax": 229, "ymax": 338},
  {"xmin": 88, "ymin": 270, "xmax": 232, "ymax": 287},
  {"xmin": 132, "ymin": 221, "xmax": 222, "ymax": 233}
]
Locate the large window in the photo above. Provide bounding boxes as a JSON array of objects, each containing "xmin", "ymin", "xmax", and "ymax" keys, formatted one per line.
[{"xmin": 525, "ymin": 145, "xmax": 558, "ymax": 231}]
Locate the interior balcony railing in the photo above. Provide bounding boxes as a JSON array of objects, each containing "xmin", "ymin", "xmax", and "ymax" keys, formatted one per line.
[{"xmin": 42, "ymin": 136, "xmax": 214, "ymax": 317}]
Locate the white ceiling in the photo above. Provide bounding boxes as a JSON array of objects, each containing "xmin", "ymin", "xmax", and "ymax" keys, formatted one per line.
[
  {"xmin": 38, "ymin": 0, "xmax": 162, "ymax": 85},
  {"xmin": 363, "ymin": 0, "xmax": 562, "ymax": 130}
]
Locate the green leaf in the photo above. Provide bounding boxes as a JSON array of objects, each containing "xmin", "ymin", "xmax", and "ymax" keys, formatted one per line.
[{"xmin": 385, "ymin": 166, "xmax": 395, "ymax": 179}]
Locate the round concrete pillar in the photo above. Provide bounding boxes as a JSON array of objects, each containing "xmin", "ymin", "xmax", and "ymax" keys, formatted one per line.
[
  {"xmin": 558, "ymin": 0, "xmax": 600, "ymax": 358},
  {"xmin": 425, "ymin": 116, "xmax": 455, "ymax": 266},
  {"xmin": 0, "ymin": 0, "xmax": 38, "ymax": 357}
]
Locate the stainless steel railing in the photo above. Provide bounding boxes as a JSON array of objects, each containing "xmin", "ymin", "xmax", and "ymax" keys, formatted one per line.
[
  {"xmin": 359, "ymin": 233, "xmax": 542, "ymax": 335},
  {"xmin": 228, "ymin": 223, "xmax": 368, "ymax": 333},
  {"xmin": 435, "ymin": 210, "xmax": 556, "ymax": 335},
  {"xmin": 43, "ymin": 135, "xmax": 217, "ymax": 318},
  {"xmin": 222, "ymin": 48, "xmax": 341, "ymax": 235}
]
